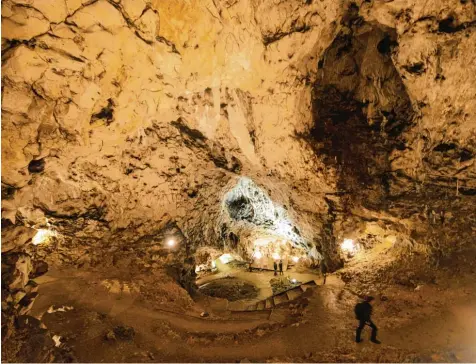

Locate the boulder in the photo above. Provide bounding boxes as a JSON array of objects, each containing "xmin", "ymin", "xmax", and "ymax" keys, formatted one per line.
[{"xmin": 3, "ymin": 254, "xmax": 32, "ymax": 291}]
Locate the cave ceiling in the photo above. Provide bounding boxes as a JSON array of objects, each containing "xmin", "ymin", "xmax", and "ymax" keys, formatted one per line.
[{"xmin": 1, "ymin": 0, "xmax": 475, "ymax": 268}]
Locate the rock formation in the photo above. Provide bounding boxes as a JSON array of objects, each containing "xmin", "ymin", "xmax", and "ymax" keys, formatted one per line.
[{"xmin": 1, "ymin": 0, "xmax": 475, "ymax": 324}]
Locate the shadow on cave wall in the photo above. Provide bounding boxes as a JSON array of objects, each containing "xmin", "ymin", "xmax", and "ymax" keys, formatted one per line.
[{"xmin": 306, "ymin": 4, "xmax": 414, "ymax": 211}]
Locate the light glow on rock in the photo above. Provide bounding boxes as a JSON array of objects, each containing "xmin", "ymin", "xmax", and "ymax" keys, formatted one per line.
[
  {"xmin": 218, "ymin": 253, "xmax": 233, "ymax": 264},
  {"xmin": 341, "ymin": 238, "xmax": 356, "ymax": 253},
  {"xmin": 253, "ymin": 238, "xmax": 273, "ymax": 247},
  {"xmin": 167, "ymin": 239, "xmax": 176, "ymax": 247},
  {"xmin": 292, "ymin": 256, "xmax": 299, "ymax": 263},
  {"xmin": 32, "ymin": 229, "xmax": 56, "ymax": 245},
  {"xmin": 272, "ymin": 252, "xmax": 280, "ymax": 260},
  {"xmin": 253, "ymin": 250, "xmax": 263, "ymax": 259}
]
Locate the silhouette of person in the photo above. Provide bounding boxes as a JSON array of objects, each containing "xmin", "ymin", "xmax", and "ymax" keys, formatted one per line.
[
  {"xmin": 354, "ymin": 296, "xmax": 380, "ymax": 344},
  {"xmin": 273, "ymin": 261, "xmax": 278, "ymax": 276},
  {"xmin": 320, "ymin": 258, "xmax": 328, "ymax": 284},
  {"xmin": 278, "ymin": 260, "xmax": 283, "ymax": 275}
]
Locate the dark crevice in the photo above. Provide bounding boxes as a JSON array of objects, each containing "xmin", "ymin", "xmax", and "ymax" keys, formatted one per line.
[
  {"xmin": 426, "ymin": 142, "xmax": 474, "ymax": 170},
  {"xmin": 171, "ymin": 118, "xmax": 207, "ymax": 145},
  {"xmin": 459, "ymin": 188, "xmax": 476, "ymax": 196},
  {"xmin": 170, "ymin": 119, "xmax": 242, "ymax": 173},
  {"xmin": 377, "ymin": 34, "xmax": 398, "ymax": 54},
  {"xmin": 438, "ymin": 16, "xmax": 476, "ymax": 33},
  {"xmin": 434, "ymin": 143, "xmax": 457, "ymax": 152},
  {"xmin": 38, "ymin": 45, "xmax": 86, "ymax": 63},
  {"xmin": 460, "ymin": 149, "xmax": 473, "ymax": 162},
  {"xmin": 1, "ymin": 184, "xmax": 17, "ymax": 200},
  {"xmin": 1, "ymin": 218, "xmax": 14, "ymax": 228},
  {"xmin": 320, "ymin": 197, "xmax": 343, "ymax": 272},
  {"xmin": 135, "ymin": 31, "xmax": 153, "ymax": 45},
  {"xmin": 156, "ymin": 36, "xmax": 181, "ymax": 55},
  {"xmin": 90, "ymin": 99, "xmax": 114, "ymax": 125},
  {"xmin": 302, "ymin": 6, "xmax": 414, "ymax": 209},
  {"xmin": 262, "ymin": 24, "xmax": 312, "ymax": 46},
  {"xmin": 403, "ymin": 62, "xmax": 425, "ymax": 75},
  {"xmin": 42, "ymin": 207, "xmax": 108, "ymax": 223},
  {"xmin": 28, "ymin": 159, "xmax": 46, "ymax": 173}
]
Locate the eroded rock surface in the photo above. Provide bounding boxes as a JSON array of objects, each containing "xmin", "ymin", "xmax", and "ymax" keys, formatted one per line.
[{"xmin": 1, "ymin": 0, "xmax": 475, "ymax": 295}]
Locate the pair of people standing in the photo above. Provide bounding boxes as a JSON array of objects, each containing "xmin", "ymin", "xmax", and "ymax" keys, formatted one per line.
[{"xmin": 273, "ymin": 260, "xmax": 283, "ymax": 276}]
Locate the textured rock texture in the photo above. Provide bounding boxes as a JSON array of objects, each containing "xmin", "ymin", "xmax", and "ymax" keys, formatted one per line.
[{"xmin": 1, "ymin": 0, "xmax": 475, "ymax": 280}]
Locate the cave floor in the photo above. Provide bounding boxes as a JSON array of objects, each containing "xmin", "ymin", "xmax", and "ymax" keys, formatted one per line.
[{"xmin": 30, "ymin": 267, "xmax": 476, "ymax": 363}]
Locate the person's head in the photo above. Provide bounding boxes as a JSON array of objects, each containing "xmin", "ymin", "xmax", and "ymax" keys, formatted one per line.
[{"xmin": 280, "ymin": 259, "xmax": 282, "ymax": 263}]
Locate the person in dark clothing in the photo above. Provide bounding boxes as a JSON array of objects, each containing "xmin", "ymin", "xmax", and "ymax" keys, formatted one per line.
[
  {"xmin": 354, "ymin": 296, "xmax": 380, "ymax": 344},
  {"xmin": 273, "ymin": 261, "xmax": 278, "ymax": 276},
  {"xmin": 320, "ymin": 259, "xmax": 328, "ymax": 284},
  {"xmin": 278, "ymin": 260, "xmax": 283, "ymax": 275}
]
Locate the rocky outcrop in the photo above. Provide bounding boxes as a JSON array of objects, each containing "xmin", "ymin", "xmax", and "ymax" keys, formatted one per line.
[{"xmin": 0, "ymin": 234, "xmax": 58, "ymax": 362}]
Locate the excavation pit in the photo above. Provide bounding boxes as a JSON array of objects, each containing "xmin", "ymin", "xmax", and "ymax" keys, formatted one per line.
[{"xmin": 198, "ymin": 278, "xmax": 259, "ymax": 301}]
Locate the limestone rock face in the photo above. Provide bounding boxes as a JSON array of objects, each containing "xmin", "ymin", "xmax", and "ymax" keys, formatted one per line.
[
  {"xmin": 1, "ymin": 225, "xmax": 36, "ymax": 253},
  {"xmin": 1, "ymin": 0, "xmax": 475, "ymax": 273}
]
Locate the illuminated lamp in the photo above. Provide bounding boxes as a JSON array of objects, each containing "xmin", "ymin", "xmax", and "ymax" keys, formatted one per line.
[{"xmin": 32, "ymin": 229, "xmax": 56, "ymax": 245}]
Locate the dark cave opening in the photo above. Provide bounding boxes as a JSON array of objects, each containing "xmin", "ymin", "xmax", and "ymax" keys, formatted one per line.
[
  {"xmin": 225, "ymin": 195, "xmax": 255, "ymax": 222},
  {"xmin": 307, "ymin": 15, "xmax": 414, "ymax": 208},
  {"xmin": 28, "ymin": 159, "xmax": 46, "ymax": 174}
]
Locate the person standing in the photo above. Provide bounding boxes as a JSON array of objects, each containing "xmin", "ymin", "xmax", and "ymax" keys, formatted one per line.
[
  {"xmin": 278, "ymin": 260, "xmax": 283, "ymax": 275},
  {"xmin": 320, "ymin": 258, "xmax": 328, "ymax": 284},
  {"xmin": 273, "ymin": 261, "xmax": 278, "ymax": 276},
  {"xmin": 354, "ymin": 296, "xmax": 380, "ymax": 344}
]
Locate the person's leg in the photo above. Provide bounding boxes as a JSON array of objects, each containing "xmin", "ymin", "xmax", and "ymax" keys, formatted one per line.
[
  {"xmin": 355, "ymin": 320, "xmax": 365, "ymax": 342},
  {"xmin": 323, "ymin": 273, "xmax": 326, "ymax": 284},
  {"xmin": 368, "ymin": 321, "xmax": 380, "ymax": 343}
]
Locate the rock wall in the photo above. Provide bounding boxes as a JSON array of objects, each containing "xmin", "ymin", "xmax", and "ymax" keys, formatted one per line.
[
  {"xmin": 2, "ymin": 0, "xmax": 475, "ymax": 274},
  {"xmin": 0, "ymin": 225, "xmax": 68, "ymax": 362}
]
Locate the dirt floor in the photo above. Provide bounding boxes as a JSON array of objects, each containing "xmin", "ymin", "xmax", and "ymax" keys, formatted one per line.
[{"xmin": 27, "ymin": 261, "xmax": 476, "ymax": 363}]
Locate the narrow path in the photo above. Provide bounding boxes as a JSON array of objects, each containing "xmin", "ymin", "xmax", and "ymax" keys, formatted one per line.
[{"xmin": 32, "ymin": 270, "xmax": 270, "ymax": 334}]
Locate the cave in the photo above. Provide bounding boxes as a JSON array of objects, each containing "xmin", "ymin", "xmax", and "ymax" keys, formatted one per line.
[{"xmin": 1, "ymin": 0, "xmax": 476, "ymax": 363}]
